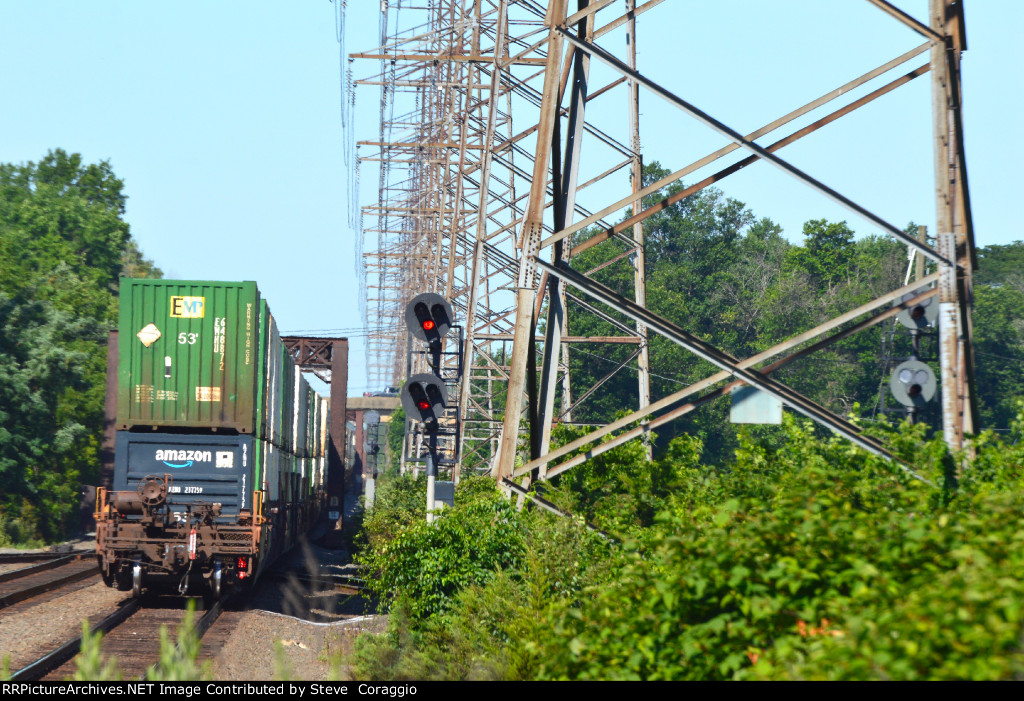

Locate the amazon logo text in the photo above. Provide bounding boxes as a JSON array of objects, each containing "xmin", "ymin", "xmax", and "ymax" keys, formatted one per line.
[{"xmin": 155, "ymin": 449, "xmax": 213, "ymax": 467}]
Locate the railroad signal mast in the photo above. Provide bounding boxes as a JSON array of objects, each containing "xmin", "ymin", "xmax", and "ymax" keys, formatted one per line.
[
  {"xmin": 401, "ymin": 294, "xmax": 462, "ymax": 518},
  {"xmin": 402, "ymin": 371, "xmax": 449, "ymax": 523},
  {"xmin": 886, "ymin": 227, "xmax": 940, "ymax": 425}
]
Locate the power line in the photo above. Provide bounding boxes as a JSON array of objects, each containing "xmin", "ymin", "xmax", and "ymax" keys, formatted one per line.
[{"xmin": 975, "ymin": 350, "xmax": 1024, "ymax": 364}]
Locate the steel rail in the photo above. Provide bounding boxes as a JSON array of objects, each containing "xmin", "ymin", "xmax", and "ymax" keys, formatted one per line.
[
  {"xmin": 0, "ymin": 561, "xmax": 99, "ymax": 610},
  {"xmin": 0, "ymin": 554, "xmax": 81, "ymax": 584},
  {"xmin": 189, "ymin": 592, "xmax": 230, "ymax": 642},
  {"xmin": 8, "ymin": 599, "xmax": 141, "ymax": 681},
  {"xmin": 12, "ymin": 594, "xmax": 230, "ymax": 681},
  {"xmin": 264, "ymin": 570, "xmax": 366, "ymax": 594},
  {"xmin": 0, "ymin": 550, "xmax": 90, "ymax": 565}
]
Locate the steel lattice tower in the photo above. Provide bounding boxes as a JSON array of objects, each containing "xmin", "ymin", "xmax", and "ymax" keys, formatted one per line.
[{"xmin": 346, "ymin": 0, "xmax": 978, "ymax": 485}]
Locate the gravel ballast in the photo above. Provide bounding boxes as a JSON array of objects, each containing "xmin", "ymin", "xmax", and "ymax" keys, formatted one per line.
[{"xmin": 0, "ymin": 580, "xmax": 129, "ymax": 672}]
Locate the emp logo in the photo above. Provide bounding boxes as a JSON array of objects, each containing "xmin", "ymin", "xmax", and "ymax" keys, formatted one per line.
[{"xmin": 170, "ymin": 296, "xmax": 205, "ymax": 318}]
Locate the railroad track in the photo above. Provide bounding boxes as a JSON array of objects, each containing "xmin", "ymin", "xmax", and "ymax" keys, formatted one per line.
[
  {"xmin": 0, "ymin": 555, "xmax": 99, "ymax": 610},
  {"xmin": 257, "ymin": 565, "xmax": 372, "ymax": 622},
  {"xmin": 8, "ymin": 598, "xmax": 140, "ymax": 681},
  {"xmin": 6, "ymin": 557, "xmax": 366, "ymax": 681},
  {"xmin": 264, "ymin": 569, "xmax": 365, "ymax": 596},
  {"xmin": 0, "ymin": 549, "xmax": 91, "ymax": 566},
  {"xmin": 10, "ymin": 594, "xmax": 231, "ymax": 681}
]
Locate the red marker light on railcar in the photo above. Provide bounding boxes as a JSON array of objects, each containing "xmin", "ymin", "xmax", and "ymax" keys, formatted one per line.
[
  {"xmin": 238, "ymin": 556, "xmax": 248, "ymax": 570},
  {"xmin": 422, "ymin": 319, "xmax": 436, "ymax": 331}
]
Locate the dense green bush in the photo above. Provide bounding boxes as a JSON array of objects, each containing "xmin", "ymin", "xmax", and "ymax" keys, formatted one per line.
[
  {"xmin": 358, "ymin": 471, "xmax": 427, "ymax": 554},
  {"xmin": 536, "ymin": 416, "xmax": 1024, "ymax": 680},
  {"xmin": 349, "ymin": 409, "xmax": 1024, "ymax": 681},
  {"xmin": 357, "ymin": 476, "xmax": 527, "ymax": 623},
  {"xmin": 348, "ymin": 474, "xmax": 616, "ymax": 680}
]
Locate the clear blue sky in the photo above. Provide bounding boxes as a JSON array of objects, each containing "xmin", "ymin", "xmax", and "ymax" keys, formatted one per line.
[{"xmin": 2, "ymin": 1, "xmax": 1020, "ymax": 394}]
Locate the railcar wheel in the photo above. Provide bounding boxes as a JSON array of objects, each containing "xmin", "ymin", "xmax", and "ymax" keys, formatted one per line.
[
  {"xmin": 132, "ymin": 562, "xmax": 143, "ymax": 598},
  {"xmin": 211, "ymin": 562, "xmax": 223, "ymax": 599}
]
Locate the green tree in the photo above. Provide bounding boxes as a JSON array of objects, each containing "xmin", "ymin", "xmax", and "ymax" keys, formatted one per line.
[
  {"xmin": 0, "ymin": 150, "xmax": 159, "ymax": 541},
  {"xmin": 563, "ymin": 166, "xmax": 927, "ymax": 463},
  {"xmin": 787, "ymin": 218, "xmax": 855, "ymax": 288},
  {"xmin": 347, "ymin": 412, "xmax": 1024, "ymax": 681},
  {"xmin": 972, "ymin": 284, "xmax": 1024, "ymax": 429},
  {"xmin": 975, "ymin": 241, "xmax": 1024, "ymax": 291},
  {"xmin": 0, "ymin": 293, "xmax": 98, "ymax": 540},
  {"xmin": 565, "ymin": 163, "xmax": 761, "ymax": 461}
]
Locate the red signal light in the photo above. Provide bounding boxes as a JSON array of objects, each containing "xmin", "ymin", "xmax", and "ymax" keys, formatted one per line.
[
  {"xmin": 422, "ymin": 319, "xmax": 436, "ymax": 331},
  {"xmin": 417, "ymin": 400, "xmax": 430, "ymax": 411}
]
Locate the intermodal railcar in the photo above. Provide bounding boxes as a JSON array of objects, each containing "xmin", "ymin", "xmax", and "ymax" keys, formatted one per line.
[{"xmin": 95, "ymin": 279, "xmax": 328, "ymax": 597}]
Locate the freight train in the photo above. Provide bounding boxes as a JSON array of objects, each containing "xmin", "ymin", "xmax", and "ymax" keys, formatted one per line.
[{"xmin": 95, "ymin": 280, "xmax": 329, "ymax": 597}]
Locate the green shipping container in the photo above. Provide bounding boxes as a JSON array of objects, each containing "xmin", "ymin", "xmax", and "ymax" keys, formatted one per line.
[
  {"xmin": 117, "ymin": 279, "xmax": 261, "ymax": 432},
  {"xmin": 292, "ymin": 369, "xmax": 311, "ymax": 458},
  {"xmin": 257, "ymin": 299, "xmax": 287, "ymax": 446}
]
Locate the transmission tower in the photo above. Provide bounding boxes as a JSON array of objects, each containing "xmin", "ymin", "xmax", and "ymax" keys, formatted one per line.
[{"xmin": 345, "ymin": 0, "xmax": 978, "ymax": 486}]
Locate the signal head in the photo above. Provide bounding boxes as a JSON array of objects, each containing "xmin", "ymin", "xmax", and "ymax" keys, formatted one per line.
[
  {"xmin": 890, "ymin": 359, "xmax": 936, "ymax": 407},
  {"xmin": 895, "ymin": 287, "xmax": 938, "ymax": 330},
  {"xmin": 401, "ymin": 373, "xmax": 448, "ymax": 431},
  {"xmin": 405, "ymin": 293, "xmax": 454, "ymax": 343}
]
